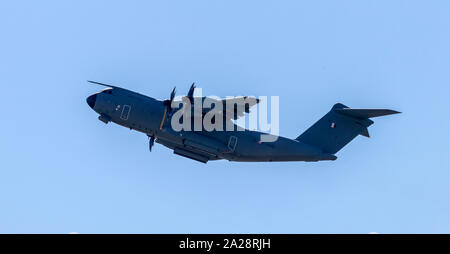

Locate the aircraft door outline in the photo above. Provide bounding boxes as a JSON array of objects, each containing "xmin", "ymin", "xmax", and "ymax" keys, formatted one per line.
[
  {"xmin": 228, "ymin": 136, "xmax": 237, "ymax": 152},
  {"xmin": 121, "ymin": 105, "xmax": 131, "ymax": 120}
]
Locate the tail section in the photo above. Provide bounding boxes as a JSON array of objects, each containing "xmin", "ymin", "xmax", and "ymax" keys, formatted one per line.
[{"xmin": 296, "ymin": 103, "xmax": 400, "ymax": 154}]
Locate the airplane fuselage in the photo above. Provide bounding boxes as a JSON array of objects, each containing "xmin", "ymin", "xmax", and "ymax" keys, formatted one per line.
[{"xmin": 87, "ymin": 87, "xmax": 337, "ymax": 163}]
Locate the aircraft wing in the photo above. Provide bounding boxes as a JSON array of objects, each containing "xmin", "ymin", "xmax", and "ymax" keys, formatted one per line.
[{"xmin": 201, "ymin": 96, "xmax": 260, "ymax": 120}]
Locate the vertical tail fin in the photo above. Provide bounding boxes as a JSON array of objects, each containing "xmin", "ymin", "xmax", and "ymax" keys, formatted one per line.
[{"xmin": 296, "ymin": 103, "xmax": 400, "ymax": 154}]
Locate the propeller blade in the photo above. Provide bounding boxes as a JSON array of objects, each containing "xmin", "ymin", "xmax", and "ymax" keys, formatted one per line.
[
  {"xmin": 149, "ymin": 136, "xmax": 155, "ymax": 152},
  {"xmin": 163, "ymin": 86, "xmax": 177, "ymax": 112},
  {"xmin": 166, "ymin": 86, "xmax": 177, "ymax": 116},
  {"xmin": 187, "ymin": 82, "xmax": 196, "ymax": 100},
  {"xmin": 170, "ymin": 86, "xmax": 176, "ymax": 103}
]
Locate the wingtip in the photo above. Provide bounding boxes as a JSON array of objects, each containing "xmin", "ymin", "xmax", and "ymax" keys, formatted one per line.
[
  {"xmin": 387, "ymin": 110, "xmax": 402, "ymax": 115},
  {"xmin": 87, "ymin": 80, "xmax": 105, "ymax": 86},
  {"xmin": 87, "ymin": 80, "xmax": 122, "ymax": 89}
]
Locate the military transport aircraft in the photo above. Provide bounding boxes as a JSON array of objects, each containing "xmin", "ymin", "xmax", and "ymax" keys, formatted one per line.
[{"xmin": 86, "ymin": 81, "xmax": 400, "ymax": 163}]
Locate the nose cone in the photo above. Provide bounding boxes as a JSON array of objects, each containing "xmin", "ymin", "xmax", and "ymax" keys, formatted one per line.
[{"xmin": 86, "ymin": 94, "xmax": 97, "ymax": 109}]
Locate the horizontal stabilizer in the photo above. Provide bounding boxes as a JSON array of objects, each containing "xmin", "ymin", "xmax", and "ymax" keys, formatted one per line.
[{"xmin": 335, "ymin": 108, "xmax": 401, "ymax": 119}]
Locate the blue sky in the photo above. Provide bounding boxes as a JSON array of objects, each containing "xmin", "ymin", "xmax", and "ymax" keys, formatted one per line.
[{"xmin": 0, "ymin": 0, "xmax": 449, "ymax": 233}]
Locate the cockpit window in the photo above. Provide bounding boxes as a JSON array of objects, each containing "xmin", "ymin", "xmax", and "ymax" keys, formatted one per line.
[{"xmin": 102, "ymin": 90, "xmax": 112, "ymax": 94}]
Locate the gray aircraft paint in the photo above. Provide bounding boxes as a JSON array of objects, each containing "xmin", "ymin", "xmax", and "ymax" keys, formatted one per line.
[{"xmin": 86, "ymin": 81, "xmax": 400, "ymax": 163}]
